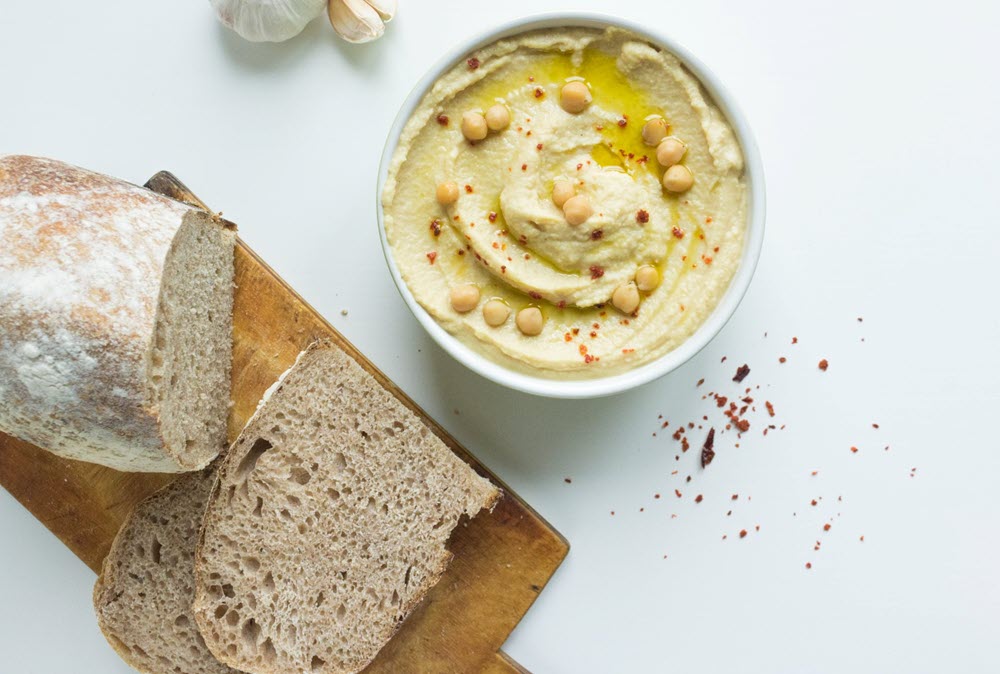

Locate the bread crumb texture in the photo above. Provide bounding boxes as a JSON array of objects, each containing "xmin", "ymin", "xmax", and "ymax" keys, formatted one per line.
[
  {"xmin": 194, "ymin": 342, "xmax": 499, "ymax": 674},
  {"xmin": 94, "ymin": 467, "xmax": 242, "ymax": 674}
]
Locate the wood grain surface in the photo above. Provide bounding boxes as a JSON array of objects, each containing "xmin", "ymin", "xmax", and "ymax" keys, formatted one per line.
[{"xmin": 0, "ymin": 171, "xmax": 568, "ymax": 674}]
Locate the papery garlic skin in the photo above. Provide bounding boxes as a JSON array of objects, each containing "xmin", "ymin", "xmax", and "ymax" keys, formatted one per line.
[
  {"xmin": 328, "ymin": 0, "xmax": 385, "ymax": 43},
  {"xmin": 364, "ymin": 0, "xmax": 396, "ymax": 21},
  {"xmin": 211, "ymin": 0, "xmax": 327, "ymax": 42}
]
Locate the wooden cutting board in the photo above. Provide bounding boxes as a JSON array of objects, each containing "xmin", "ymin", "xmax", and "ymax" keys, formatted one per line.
[{"xmin": 0, "ymin": 171, "xmax": 568, "ymax": 674}]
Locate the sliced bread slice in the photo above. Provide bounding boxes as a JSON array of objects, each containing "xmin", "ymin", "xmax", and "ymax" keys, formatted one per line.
[
  {"xmin": 192, "ymin": 341, "xmax": 500, "ymax": 674},
  {"xmin": 93, "ymin": 467, "xmax": 241, "ymax": 674}
]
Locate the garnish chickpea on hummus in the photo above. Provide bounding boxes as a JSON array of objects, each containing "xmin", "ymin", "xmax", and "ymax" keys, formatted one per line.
[{"xmin": 382, "ymin": 26, "xmax": 747, "ymax": 378}]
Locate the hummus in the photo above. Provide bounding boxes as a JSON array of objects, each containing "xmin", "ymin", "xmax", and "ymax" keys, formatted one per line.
[{"xmin": 382, "ymin": 27, "xmax": 747, "ymax": 378}]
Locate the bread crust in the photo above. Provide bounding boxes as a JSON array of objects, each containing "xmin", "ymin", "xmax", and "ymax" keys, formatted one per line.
[{"xmin": 0, "ymin": 156, "xmax": 231, "ymax": 472}]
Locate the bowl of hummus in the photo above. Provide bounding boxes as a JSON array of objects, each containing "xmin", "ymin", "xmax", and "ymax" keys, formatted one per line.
[{"xmin": 378, "ymin": 13, "xmax": 765, "ymax": 398}]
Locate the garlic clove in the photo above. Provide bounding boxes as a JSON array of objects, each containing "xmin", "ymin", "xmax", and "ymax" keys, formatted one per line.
[
  {"xmin": 364, "ymin": 0, "xmax": 396, "ymax": 21},
  {"xmin": 328, "ymin": 0, "xmax": 385, "ymax": 43},
  {"xmin": 210, "ymin": 0, "xmax": 327, "ymax": 43}
]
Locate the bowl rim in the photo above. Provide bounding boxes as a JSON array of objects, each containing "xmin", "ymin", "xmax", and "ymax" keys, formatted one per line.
[{"xmin": 376, "ymin": 11, "xmax": 766, "ymax": 399}]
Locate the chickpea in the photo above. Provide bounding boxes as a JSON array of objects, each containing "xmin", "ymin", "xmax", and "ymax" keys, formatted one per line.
[
  {"xmin": 461, "ymin": 111, "xmax": 488, "ymax": 141},
  {"xmin": 559, "ymin": 81, "xmax": 592, "ymax": 114},
  {"xmin": 516, "ymin": 306, "xmax": 544, "ymax": 336},
  {"xmin": 635, "ymin": 265, "xmax": 660, "ymax": 292},
  {"xmin": 656, "ymin": 137, "xmax": 686, "ymax": 167},
  {"xmin": 662, "ymin": 164, "xmax": 694, "ymax": 193},
  {"xmin": 436, "ymin": 181, "xmax": 459, "ymax": 205},
  {"xmin": 612, "ymin": 282, "xmax": 641, "ymax": 314},
  {"xmin": 552, "ymin": 180, "xmax": 576, "ymax": 209},
  {"xmin": 485, "ymin": 104, "xmax": 511, "ymax": 131},
  {"xmin": 562, "ymin": 194, "xmax": 593, "ymax": 226},
  {"xmin": 482, "ymin": 299, "xmax": 511, "ymax": 327},
  {"xmin": 641, "ymin": 118, "xmax": 669, "ymax": 146},
  {"xmin": 450, "ymin": 284, "xmax": 480, "ymax": 313}
]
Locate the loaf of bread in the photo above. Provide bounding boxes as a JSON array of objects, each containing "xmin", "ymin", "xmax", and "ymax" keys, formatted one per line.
[
  {"xmin": 192, "ymin": 341, "xmax": 500, "ymax": 674},
  {"xmin": 93, "ymin": 466, "xmax": 241, "ymax": 674},
  {"xmin": 0, "ymin": 156, "xmax": 235, "ymax": 472}
]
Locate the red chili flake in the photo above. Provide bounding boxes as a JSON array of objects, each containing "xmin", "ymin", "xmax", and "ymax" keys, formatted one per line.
[
  {"xmin": 792, "ymin": 336, "xmax": 798, "ymax": 344},
  {"xmin": 779, "ymin": 356, "xmax": 787, "ymax": 363},
  {"xmin": 436, "ymin": 114, "xmax": 449, "ymax": 126},
  {"xmin": 590, "ymin": 229, "xmax": 604, "ymax": 240},
  {"xmin": 765, "ymin": 401, "xmax": 775, "ymax": 417},
  {"xmin": 457, "ymin": 250, "xmax": 465, "ymax": 256},
  {"xmin": 735, "ymin": 419, "xmax": 750, "ymax": 432},
  {"xmin": 694, "ymin": 494, "xmax": 703, "ymax": 503},
  {"xmin": 860, "ymin": 536, "xmax": 865, "ymax": 542},
  {"xmin": 850, "ymin": 446, "xmax": 858, "ymax": 453},
  {"xmin": 700, "ymin": 428, "xmax": 716, "ymax": 467},
  {"xmin": 578, "ymin": 344, "xmax": 588, "ymax": 356},
  {"xmin": 589, "ymin": 331, "xmax": 597, "ymax": 338},
  {"xmin": 818, "ymin": 358, "xmax": 829, "ymax": 371},
  {"xmin": 488, "ymin": 211, "xmax": 497, "ymax": 223},
  {"xmin": 572, "ymin": 328, "xmax": 580, "ymax": 335},
  {"xmin": 681, "ymin": 437, "xmax": 690, "ymax": 452},
  {"xmin": 696, "ymin": 378, "xmax": 705, "ymax": 387},
  {"xmin": 528, "ymin": 291, "xmax": 542, "ymax": 300},
  {"xmin": 733, "ymin": 364, "xmax": 750, "ymax": 383},
  {"xmin": 563, "ymin": 477, "xmax": 572, "ymax": 484},
  {"xmin": 872, "ymin": 423, "xmax": 880, "ymax": 429},
  {"xmin": 630, "ymin": 209, "xmax": 650, "ymax": 225},
  {"xmin": 491, "ymin": 241, "xmax": 499, "ymax": 249},
  {"xmin": 467, "ymin": 57, "xmax": 480, "ymax": 70},
  {"xmin": 464, "ymin": 184, "xmax": 473, "ymax": 194},
  {"xmin": 563, "ymin": 333, "xmax": 572, "ymax": 342},
  {"xmin": 731, "ymin": 494, "xmax": 739, "ymax": 500},
  {"xmin": 429, "ymin": 219, "xmax": 442, "ymax": 237},
  {"xmin": 589, "ymin": 265, "xmax": 605, "ymax": 280},
  {"xmin": 811, "ymin": 470, "xmax": 818, "ymax": 476},
  {"xmin": 857, "ymin": 317, "xmax": 864, "ymax": 322},
  {"xmin": 534, "ymin": 87, "xmax": 544, "ymax": 98},
  {"xmin": 805, "ymin": 562, "xmax": 812, "ymax": 569},
  {"xmin": 672, "ymin": 226, "xmax": 685, "ymax": 239},
  {"xmin": 810, "ymin": 499, "xmax": 818, "ymax": 506},
  {"xmin": 674, "ymin": 489, "xmax": 683, "ymax": 498},
  {"xmin": 672, "ymin": 427, "xmax": 684, "ymax": 441},
  {"xmin": 715, "ymin": 395, "xmax": 728, "ymax": 408},
  {"xmin": 617, "ymin": 116, "xmax": 628, "ymax": 127},
  {"xmin": 739, "ymin": 529, "xmax": 748, "ymax": 539},
  {"xmin": 521, "ymin": 164, "xmax": 527, "ymax": 171},
  {"xmin": 654, "ymin": 493, "xmax": 661, "ymax": 499},
  {"xmin": 426, "ymin": 251, "xmax": 437, "ymax": 265},
  {"xmin": 500, "ymin": 265, "xmax": 506, "ymax": 274},
  {"xmin": 557, "ymin": 300, "xmax": 566, "ymax": 309}
]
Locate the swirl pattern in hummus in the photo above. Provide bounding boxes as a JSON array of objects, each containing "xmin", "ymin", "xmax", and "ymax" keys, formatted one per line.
[{"xmin": 382, "ymin": 27, "xmax": 748, "ymax": 378}]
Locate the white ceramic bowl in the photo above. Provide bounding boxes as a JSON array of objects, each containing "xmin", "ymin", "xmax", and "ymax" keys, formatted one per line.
[{"xmin": 376, "ymin": 12, "xmax": 766, "ymax": 399}]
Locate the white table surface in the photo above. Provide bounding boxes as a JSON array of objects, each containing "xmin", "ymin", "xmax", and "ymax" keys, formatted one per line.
[{"xmin": 2, "ymin": 1, "xmax": 998, "ymax": 672}]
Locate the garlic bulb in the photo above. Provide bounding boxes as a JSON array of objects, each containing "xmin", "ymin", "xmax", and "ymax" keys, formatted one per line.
[
  {"xmin": 328, "ymin": 0, "xmax": 396, "ymax": 43},
  {"xmin": 211, "ymin": 0, "xmax": 328, "ymax": 42}
]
